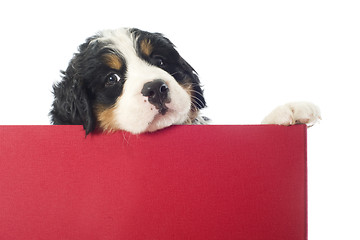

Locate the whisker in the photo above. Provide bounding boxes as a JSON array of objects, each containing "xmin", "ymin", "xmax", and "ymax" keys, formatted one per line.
[
  {"xmin": 170, "ymin": 71, "xmax": 179, "ymax": 76},
  {"xmin": 188, "ymin": 89, "xmax": 203, "ymax": 95},
  {"xmin": 122, "ymin": 131, "xmax": 130, "ymax": 145},
  {"xmin": 190, "ymin": 95, "xmax": 206, "ymax": 109}
]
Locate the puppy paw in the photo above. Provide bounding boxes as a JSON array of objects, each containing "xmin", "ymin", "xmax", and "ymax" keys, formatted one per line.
[{"xmin": 262, "ymin": 102, "xmax": 321, "ymax": 127}]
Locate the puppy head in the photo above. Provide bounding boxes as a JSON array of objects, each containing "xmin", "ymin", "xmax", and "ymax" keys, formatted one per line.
[{"xmin": 50, "ymin": 28, "xmax": 206, "ymax": 134}]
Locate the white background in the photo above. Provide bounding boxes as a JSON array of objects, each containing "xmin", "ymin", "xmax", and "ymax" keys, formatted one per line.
[{"xmin": 1, "ymin": 0, "xmax": 359, "ymax": 239}]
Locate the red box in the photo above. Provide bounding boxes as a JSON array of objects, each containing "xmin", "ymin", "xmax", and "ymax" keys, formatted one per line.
[{"xmin": 0, "ymin": 125, "xmax": 307, "ymax": 240}]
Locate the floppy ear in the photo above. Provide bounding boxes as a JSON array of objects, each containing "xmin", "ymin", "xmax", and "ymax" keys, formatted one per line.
[
  {"xmin": 50, "ymin": 73, "xmax": 96, "ymax": 135},
  {"xmin": 50, "ymin": 36, "xmax": 100, "ymax": 134},
  {"xmin": 180, "ymin": 57, "xmax": 206, "ymax": 110}
]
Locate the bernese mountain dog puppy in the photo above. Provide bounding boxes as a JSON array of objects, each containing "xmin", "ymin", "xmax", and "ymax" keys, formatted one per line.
[
  {"xmin": 50, "ymin": 28, "xmax": 320, "ymax": 134},
  {"xmin": 50, "ymin": 28, "xmax": 206, "ymax": 134}
]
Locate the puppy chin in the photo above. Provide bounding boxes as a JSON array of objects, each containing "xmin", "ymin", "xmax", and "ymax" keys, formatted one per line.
[
  {"xmin": 145, "ymin": 108, "xmax": 190, "ymax": 133},
  {"xmin": 109, "ymin": 97, "xmax": 191, "ymax": 134},
  {"xmin": 110, "ymin": 112, "xmax": 185, "ymax": 134}
]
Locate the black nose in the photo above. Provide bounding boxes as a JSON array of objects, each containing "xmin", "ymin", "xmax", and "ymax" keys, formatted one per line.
[{"xmin": 141, "ymin": 79, "xmax": 170, "ymax": 114}]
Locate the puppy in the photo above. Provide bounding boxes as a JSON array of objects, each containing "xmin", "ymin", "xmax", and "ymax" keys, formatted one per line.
[{"xmin": 50, "ymin": 28, "xmax": 320, "ymax": 134}]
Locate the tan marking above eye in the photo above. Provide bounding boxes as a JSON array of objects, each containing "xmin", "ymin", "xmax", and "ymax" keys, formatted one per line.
[
  {"xmin": 140, "ymin": 39, "xmax": 153, "ymax": 56},
  {"xmin": 102, "ymin": 54, "xmax": 122, "ymax": 70}
]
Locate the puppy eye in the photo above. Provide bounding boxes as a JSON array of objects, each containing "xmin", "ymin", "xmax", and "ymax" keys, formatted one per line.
[
  {"xmin": 105, "ymin": 73, "xmax": 121, "ymax": 86},
  {"xmin": 153, "ymin": 56, "xmax": 165, "ymax": 67}
]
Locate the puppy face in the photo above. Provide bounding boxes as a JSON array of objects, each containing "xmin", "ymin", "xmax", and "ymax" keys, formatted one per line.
[{"xmin": 50, "ymin": 28, "xmax": 206, "ymax": 134}]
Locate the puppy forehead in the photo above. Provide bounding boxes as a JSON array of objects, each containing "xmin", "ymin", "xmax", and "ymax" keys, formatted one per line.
[
  {"xmin": 94, "ymin": 29, "xmax": 136, "ymax": 60},
  {"xmin": 97, "ymin": 29, "xmax": 162, "ymax": 59}
]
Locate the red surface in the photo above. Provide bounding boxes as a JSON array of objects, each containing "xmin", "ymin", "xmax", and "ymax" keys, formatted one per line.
[{"xmin": 0, "ymin": 125, "xmax": 307, "ymax": 240}]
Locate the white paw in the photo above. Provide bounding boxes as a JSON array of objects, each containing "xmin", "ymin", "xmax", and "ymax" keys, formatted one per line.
[{"xmin": 262, "ymin": 102, "xmax": 321, "ymax": 127}]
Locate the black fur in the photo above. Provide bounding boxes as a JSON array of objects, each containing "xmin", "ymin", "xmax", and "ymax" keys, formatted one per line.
[{"xmin": 50, "ymin": 28, "xmax": 206, "ymax": 134}]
